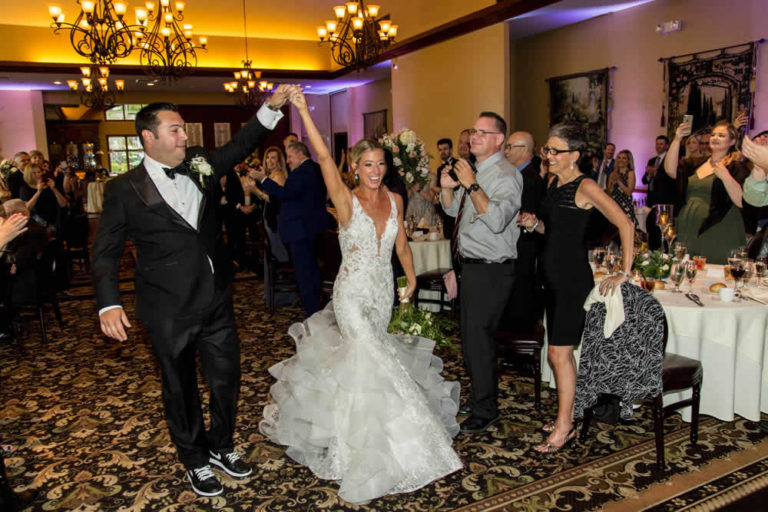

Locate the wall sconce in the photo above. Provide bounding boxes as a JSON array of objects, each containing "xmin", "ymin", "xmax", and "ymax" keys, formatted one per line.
[{"xmin": 656, "ymin": 20, "xmax": 682, "ymax": 34}]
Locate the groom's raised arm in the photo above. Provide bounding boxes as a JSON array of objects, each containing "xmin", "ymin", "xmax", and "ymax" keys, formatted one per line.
[{"xmin": 206, "ymin": 85, "xmax": 294, "ymax": 177}]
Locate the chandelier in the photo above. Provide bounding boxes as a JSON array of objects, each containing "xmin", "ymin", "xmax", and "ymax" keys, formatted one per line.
[
  {"xmin": 317, "ymin": 2, "xmax": 398, "ymax": 69},
  {"xmin": 134, "ymin": 0, "xmax": 207, "ymax": 81},
  {"xmin": 224, "ymin": 0, "xmax": 273, "ymax": 105},
  {"xmin": 66, "ymin": 65, "xmax": 125, "ymax": 110},
  {"xmin": 48, "ymin": 1, "xmax": 137, "ymax": 64}
]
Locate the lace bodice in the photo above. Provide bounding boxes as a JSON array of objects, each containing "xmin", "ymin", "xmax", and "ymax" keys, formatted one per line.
[{"xmin": 333, "ymin": 192, "xmax": 398, "ymax": 338}]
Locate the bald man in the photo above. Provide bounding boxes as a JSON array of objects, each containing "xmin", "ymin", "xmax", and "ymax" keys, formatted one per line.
[{"xmin": 501, "ymin": 131, "xmax": 545, "ymax": 332}]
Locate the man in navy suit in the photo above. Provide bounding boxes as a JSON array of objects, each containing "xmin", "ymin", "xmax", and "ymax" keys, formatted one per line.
[
  {"xmin": 595, "ymin": 142, "xmax": 616, "ymax": 189},
  {"xmin": 256, "ymin": 141, "xmax": 327, "ymax": 317},
  {"xmin": 92, "ymin": 85, "xmax": 294, "ymax": 496}
]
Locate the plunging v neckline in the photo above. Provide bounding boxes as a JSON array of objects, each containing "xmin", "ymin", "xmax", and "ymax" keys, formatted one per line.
[{"xmin": 354, "ymin": 191, "xmax": 392, "ymax": 255}]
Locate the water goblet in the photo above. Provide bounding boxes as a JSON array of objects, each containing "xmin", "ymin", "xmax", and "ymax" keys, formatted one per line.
[
  {"xmin": 673, "ymin": 241, "xmax": 687, "ymax": 261},
  {"xmin": 670, "ymin": 262, "xmax": 685, "ymax": 293},
  {"xmin": 684, "ymin": 260, "xmax": 698, "ymax": 293},
  {"xmin": 743, "ymin": 259, "xmax": 755, "ymax": 289},
  {"xmin": 755, "ymin": 256, "xmax": 768, "ymax": 286}
]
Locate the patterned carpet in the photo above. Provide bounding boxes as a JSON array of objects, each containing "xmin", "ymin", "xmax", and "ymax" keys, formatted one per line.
[{"xmin": 2, "ymin": 268, "xmax": 768, "ymax": 511}]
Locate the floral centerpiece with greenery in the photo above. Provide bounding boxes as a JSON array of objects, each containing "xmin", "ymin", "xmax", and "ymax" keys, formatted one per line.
[
  {"xmin": 633, "ymin": 250, "xmax": 672, "ymax": 279},
  {"xmin": 0, "ymin": 159, "xmax": 20, "ymax": 183},
  {"xmin": 388, "ymin": 277, "xmax": 456, "ymax": 350},
  {"xmin": 380, "ymin": 128, "xmax": 431, "ymax": 188}
]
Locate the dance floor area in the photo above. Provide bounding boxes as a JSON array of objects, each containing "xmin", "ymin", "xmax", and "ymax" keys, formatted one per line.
[{"xmin": 2, "ymin": 266, "xmax": 768, "ymax": 511}]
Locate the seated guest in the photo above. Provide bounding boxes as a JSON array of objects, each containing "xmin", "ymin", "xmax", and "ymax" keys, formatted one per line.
[
  {"xmin": 607, "ymin": 150, "xmax": 638, "ymax": 225},
  {"xmin": 664, "ymin": 120, "xmax": 748, "ymax": 264},
  {"xmin": 19, "ymin": 164, "xmax": 67, "ymax": 233},
  {"xmin": 406, "ymin": 183, "xmax": 438, "ymax": 228}
]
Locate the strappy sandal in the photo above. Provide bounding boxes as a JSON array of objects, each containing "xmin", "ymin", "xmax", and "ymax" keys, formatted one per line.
[{"xmin": 534, "ymin": 428, "xmax": 576, "ymax": 454}]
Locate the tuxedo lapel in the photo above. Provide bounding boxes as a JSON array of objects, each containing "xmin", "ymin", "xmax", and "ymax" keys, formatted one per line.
[{"xmin": 129, "ymin": 164, "xmax": 195, "ymax": 231}]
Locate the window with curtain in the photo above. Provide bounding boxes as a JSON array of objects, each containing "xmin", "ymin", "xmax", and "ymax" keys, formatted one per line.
[{"xmin": 107, "ymin": 135, "xmax": 144, "ymax": 174}]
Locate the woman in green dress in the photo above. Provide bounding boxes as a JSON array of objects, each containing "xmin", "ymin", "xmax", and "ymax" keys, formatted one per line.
[{"xmin": 664, "ymin": 120, "xmax": 749, "ymax": 264}]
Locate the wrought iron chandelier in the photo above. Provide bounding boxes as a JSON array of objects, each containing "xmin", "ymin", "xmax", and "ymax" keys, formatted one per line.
[
  {"xmin": 317, "ymin": 1, "xmax": 398, "ymax": 69},
  {"xmin": 134, "ymin": 0, "xmax": 207, "ymax": 81},
  {"xmin": 224, "ymin": 0, "xmax": 273, "ymax": 105},
  {"xmin": 48, "ymin": 1, "xmax": 137, "ymax": 64},
  {"xmin": 66, "ymin": 65, "xmax": 125, "ymax": 110}
]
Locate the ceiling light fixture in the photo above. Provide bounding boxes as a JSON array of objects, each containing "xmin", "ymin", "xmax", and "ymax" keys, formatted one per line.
[
  {"xmin": 223, "ymin": 0, "xmax": 273, "ymax": 105},
  {"xmin": 66, "ymin": 65, "xmax": 125, "ymax": 110},
  {"xmin": 317, "ymin": 1, "xmax": 397, "ymax": 69}
]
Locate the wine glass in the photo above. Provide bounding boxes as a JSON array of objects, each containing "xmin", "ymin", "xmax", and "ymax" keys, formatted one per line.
[
  {"xmin": 670, "ymin": 262, "xmax": 685, "ymax": 293},
  {"xmin": 728, "ymin": 257, "xmax": 745, "ymax": 299},
  {"xmin": 673, "ymin": 241, "xmax": 687, "ymax": 261},
  {"xmin": 684, "ymin": 260, "xmax": 698, "ymax": 293},
  {"xmin": 755, "ymin": 256, "xmax": 767, "ymax": 286}
]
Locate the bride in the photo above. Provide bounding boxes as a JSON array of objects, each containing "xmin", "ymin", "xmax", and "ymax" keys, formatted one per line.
[{"xmin": 260, "ymin": 90, "xmax": 462, "ymax": 504}]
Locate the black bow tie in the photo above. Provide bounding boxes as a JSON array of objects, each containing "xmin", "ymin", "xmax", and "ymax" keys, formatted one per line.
[{"xmin": 163, "ymin": 163, "xmax": 189, "ymax": 180}]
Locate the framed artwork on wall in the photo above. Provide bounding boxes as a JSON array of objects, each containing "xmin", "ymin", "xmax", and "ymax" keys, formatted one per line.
[
  {"xmin": 185, "ymin": 123, "xmax": 203, "ymax": 147},
  {"xmin": 214, "ymin": 122, "xmax": 232, "ymax": 147},
  {"xmin": 664, "ymin": 42, "xmax": 758, "ymax": 139},
  {"xmin": 363, "ymin": 109, "xmax": 388, "ymax": 140},
  {"xmin": 548, "ymin": 68, "xmax": 610, "ymax": 159}
]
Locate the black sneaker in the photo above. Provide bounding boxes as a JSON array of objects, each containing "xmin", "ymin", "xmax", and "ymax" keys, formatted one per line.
[
  {"xmin": 186, "ymin": 465, "xmax": 223, "ymax": 496},
  {"xmin": 209, "ymin": 449, "xmax": 252, "ymax": 478}
]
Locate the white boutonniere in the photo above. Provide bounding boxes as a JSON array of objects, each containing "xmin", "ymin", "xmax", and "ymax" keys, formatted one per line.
[{"xmin": 189, "ymin": 156, "xmax": 213, "ymax": 186}]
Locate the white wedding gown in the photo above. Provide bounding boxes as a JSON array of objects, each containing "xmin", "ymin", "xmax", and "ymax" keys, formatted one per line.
[{"xmin": 260, "ymin": 192, "xmax": 462, "ymax": 504}]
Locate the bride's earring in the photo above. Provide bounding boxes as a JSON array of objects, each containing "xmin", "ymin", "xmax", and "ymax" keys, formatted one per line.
[{"xmin": 354, "ymin": 173, "xmax": 360, "ymax": 185}]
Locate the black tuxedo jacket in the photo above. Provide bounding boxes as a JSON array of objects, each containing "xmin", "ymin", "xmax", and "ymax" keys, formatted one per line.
[
  {"xmin": 92, "ymin": 115, "xmax": 272, "ymax": 323},
  {"xmin": 643, "ymin": 155, "xmax": 677, "ymax": 207}
]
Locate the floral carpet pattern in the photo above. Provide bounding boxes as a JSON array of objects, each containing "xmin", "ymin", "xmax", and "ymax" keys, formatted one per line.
[{"xmin": 2, "ymin": 271, "xmax": 768, "ymax": 511}]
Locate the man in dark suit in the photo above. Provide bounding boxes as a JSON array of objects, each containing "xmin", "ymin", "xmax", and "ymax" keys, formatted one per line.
[
  {"xmin": 595, "ymin": 143, "xmax": 615, "ymax": 190},
  {"xmin": 502, "ymin": 131, "xmax": 545, "ymax": 332},
  {"xmin": 9, "ymin": 152, "xmax": 29, "ymax": 199},
  {"xmin": 642, "ymin": 135, "xmax": 676, "ymax": 249},
  {"xmin": 256, "ymin": 141, "xmax": 327, "ymax": 318},
  {"xmin": 92, "ymin": 86, "xmax": 293, "ymax": 497},
  {"xmin": 224, "ymin": 162, "xmax": 260, "ymax": 271},
  {"xmin": 436, "ymin": 138, "xmax": 458, "ymax": 239}
]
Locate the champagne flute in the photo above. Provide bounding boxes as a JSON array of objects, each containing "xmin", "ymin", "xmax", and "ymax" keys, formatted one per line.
[
  {"xmin": 654, "ymin": 204, "xmax": 674, "ymax": 252},
  {"xmin": 670, "ymin": 262, "xmax": 685, "ymax": 293},
  {"xmin": 685, "ymin": 260, "xmax": 698, "ymax": 293}
]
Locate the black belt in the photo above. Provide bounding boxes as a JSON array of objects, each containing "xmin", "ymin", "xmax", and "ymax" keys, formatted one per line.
[{"xmin": 460, "ymin": 257, "xmax": 515, "ymax": 265}]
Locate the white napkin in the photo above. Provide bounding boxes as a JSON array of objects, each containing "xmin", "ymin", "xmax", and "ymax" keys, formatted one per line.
[{"xmin": 583, "ymin": 285, "xmax": 625, "ymax": 338}]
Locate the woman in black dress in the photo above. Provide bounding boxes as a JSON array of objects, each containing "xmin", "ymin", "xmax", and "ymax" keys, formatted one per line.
[{"xmin": 518, "ymin": 124, "xmax": 634, "ymax": 453}]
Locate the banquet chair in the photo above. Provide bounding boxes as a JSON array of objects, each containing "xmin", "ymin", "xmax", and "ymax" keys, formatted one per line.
[
  {"xmin": 413, "ymin": 269, "xmax": 455, "ymax": 314},
  {"xmin": 578, "ymin": 285, "xmax": 702, "ymax": 471},
  {"xmin": 495, "ymin": 319, "xmax": 545, "ymax": 410},
  {"xmin": 260, "ymin": 224, "xmax": 299, "ymax": 315},
  {"xmin": 63, "ymin": 213, "xmax": 90, "ymax": 273}
]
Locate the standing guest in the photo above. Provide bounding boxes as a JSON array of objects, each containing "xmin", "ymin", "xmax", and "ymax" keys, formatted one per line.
[
  {"xmin": 518, "ymin": 123, "xmax": 634, "ymax": 453},
  {"xmin": 440, "ymin": 112, "xmax": 522, "ymax": 433},
  {"xmin": 644, "ymin": 136, "xmax": 676, "ymax": 248},
  {"xmin": 457, "ymin": 129, "xmax": 473, "ymax": 162},
  {"xmin": 19, "ymin": 164, "xmax": 67, "ymax": 233},
  {"xmin": 92, "ymin": 86, "xmax": 293, "ymax": 497},
  {"xmin": 260, "ymin": 146, "xmax": 289, "ymax": 260},
  {"xmin": 255, "ymin": 141, "xmax": 328, "ymax": 318},
  {"xmin": 283, "ymin": 132, "xmax": 299, "ymax": 151},
  {"xmin": 224, "ymin": 161, "xmax": 260, "ymax": 271},
  {"xmin": 28, "ymin": 150, "xmax": 44, "ymax": 167},
  {"xmin": 9, "ymin": 152, "xmax": 29, "ymax": 198},
  {"xmin": 608, "ymin": 150, "xmax": 638, "ymax": 225},
  {"xmin": 698, "ymin": 131, "xmax": 712, "ymax": 158},
  {"xmin": 683, "ymin": 134, "xmax": 702, "ymax": 159},
  {"xmin": 595, "ymin": 143, "xmax": 616, "ymax": 190},
  {"xmin": 502, "ymin": 131, "xmax": 545, "ymax": 331},
  {"xmin": 435, "ymin": 138, "xmax": 458, "ymax": 238},
  {"xmin": 664, "ymin": 120, "xmax": 748, "ymax": 264}
]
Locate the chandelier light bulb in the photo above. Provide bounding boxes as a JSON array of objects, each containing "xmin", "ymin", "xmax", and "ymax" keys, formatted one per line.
[
  {"xmin": 346, "ymin": 2, "xmax": 359, "ymax": 15},
  {"xmin": 81, "ymin": 77, "xmax": 92, "ymax": 87},
  {"xmin": 99, "ymin": 66, "xmax": 110, "ymax": 77},
  {"xmin": 48, "ymin": 5, "xmax": 62, "ymax": 18},
  {"xmin": 98, "ymin": 77, "xmax": 108, "ymax": 87},
  {"xmin": 378, "ymin": 19, "xmax": 391, "ymax": 32},
  {"xmin": 81, "ymin": 1, "xmax": 95, "ymax": 14},
  {"xmin": 326, "ymin": 20, "xmax": 337, "ymax": 32},
  {"xmin": 67, "ymin": 80, "xmax": 79, "ymax": 90},
  {"xmin": 164, "ymin": 13, "xmax": 173, "ymax": 22},
  {"xmin": 317, "ymin": 26, "xmax": 327, "ymax": 39},
  {"xmin": 334, "ymin": 5, "xmax": 346, "ymax": 18},
  {"xmin": 135, "ymin": 8, "xmax": 147, "ymax": 20},
  {"xmin": 56, "ymin": 13, "xmax": 65, "ymax": 23},
  {"xmin": 198, "ymin": 36, "xmax": 207, "ymax": 47},
  {"xmin": 183, "ymin": 29, "xmax": 192, "ymax": 38},
  {"xmin": 175, "ymin": 2, "xmax": 185, "ymax": 11},
  {"xmin": 161, "ymin": 26, "xmax": 171, "ymax": 37},
  {"xmin": 79, "ymin": 19, "xmax": 89, "ymax": 28},
  {"xmin": 145, "ymin": 1, "xmax": 155, "ymax": 12},
  {"xmin": 247, "ymin": 80, "xmax": 256, "ymax": 89},
  {"xmin": 115, "ymin": 80, "xmax": 125, "ymax": 90},
  {"xmin": 367, "ymin": 5, "xmax": 380, "ymax": 17},
  {"xmin": 114, "ymin": 2, "xmax": 128, "ymax": 16},
  {"xmin": 388, "ymin": 25, "xmax": 397, "ymax": 38},
  {"xmin": 352, "ymin": 16, "xmax": 364, "ymax": 30},
  {"xmin": 80, "ymin": 66, "xmax": 91, "ymax": 77},
  {"xmin": 160, "ymin": 0, "xmax": 170, "ymax": 7}
]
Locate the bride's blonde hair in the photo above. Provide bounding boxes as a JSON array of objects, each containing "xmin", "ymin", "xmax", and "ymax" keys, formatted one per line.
[{"xmin": 349, "ymin": 138, "xmax": 384, "ymax": 168}]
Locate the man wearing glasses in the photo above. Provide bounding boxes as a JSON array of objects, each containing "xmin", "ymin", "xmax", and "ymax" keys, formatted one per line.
[
  {"xmin": 502, "ymin": 132, "xmax": 545, "ymax": 332},
  {"xmin": 440, "ymin": 112, "xmax": 522, "ymax": 434}
]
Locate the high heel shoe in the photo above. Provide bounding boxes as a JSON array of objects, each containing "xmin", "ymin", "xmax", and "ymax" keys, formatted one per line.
[{"xmin": 534, "ymin": 427, "xmax": 577, "ymax": 454}]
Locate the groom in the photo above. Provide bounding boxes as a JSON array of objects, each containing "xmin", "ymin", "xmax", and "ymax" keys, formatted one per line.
[{"xmin": 92, "ymin": 85, "xmax": 294, "ymax": 496}]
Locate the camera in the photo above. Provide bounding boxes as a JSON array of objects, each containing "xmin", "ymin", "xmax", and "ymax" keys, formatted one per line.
[{"xmin": 447, "ymin": 158, "xmax": 476, "ymax": 182}]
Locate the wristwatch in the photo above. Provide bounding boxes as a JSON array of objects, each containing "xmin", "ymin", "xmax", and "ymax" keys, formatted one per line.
[{"xmin": 467, "ymin": 183, "xmax": 481, "ymax": 194}]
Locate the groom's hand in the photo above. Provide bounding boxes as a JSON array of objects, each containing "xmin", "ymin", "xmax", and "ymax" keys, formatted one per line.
[{"xmin": 100, "ymin": 307, "xmax": 131, "ymax": 341}]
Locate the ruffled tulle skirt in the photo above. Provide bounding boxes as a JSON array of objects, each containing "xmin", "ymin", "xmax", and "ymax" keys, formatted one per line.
[{"xmin": 259, "ymin": 302, "xmax": 462, "ymax": 504}]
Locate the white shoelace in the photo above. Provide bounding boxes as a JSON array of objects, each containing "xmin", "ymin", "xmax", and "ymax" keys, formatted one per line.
[
  {"xmin": 192, "ymin": 465, "xmax": 216, "ymax": 481},
  {"xmin": 224, "ymin": 452, "xmax": 241, "ymax": 464}
]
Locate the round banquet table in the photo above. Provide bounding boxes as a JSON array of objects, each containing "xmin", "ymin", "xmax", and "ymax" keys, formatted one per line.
[
  {"xmin": 408, "ymin": 238, "xmax": 452, "ymax": 312},
  {"xmin": 541, "ymin": 264, "xmax": 768, "ymax": 422},
  {"xmin": 86, "ymin": 181, "xmax": 105, "ymax": 214}
]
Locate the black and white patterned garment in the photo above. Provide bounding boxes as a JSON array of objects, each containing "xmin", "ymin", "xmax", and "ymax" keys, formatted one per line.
[{"xmin": 573, "ymin": 283, "xmax": 665, "ymax": 421}]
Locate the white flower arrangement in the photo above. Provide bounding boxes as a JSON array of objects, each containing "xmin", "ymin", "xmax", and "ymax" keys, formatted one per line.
[
  {"xmin": 188, "ymin": 156, "xmax": 213, "ymax": 186},
  {"xmin": 380, "ymin": 128, "xmax": 431, "ymax": 188},
  {"xmin": 0, "ymin": 159, "xmax": 20, "ymax": 183}
]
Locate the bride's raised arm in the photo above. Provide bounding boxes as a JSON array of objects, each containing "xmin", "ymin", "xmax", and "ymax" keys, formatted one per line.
[{"xmin": 290, "ymin": 89, "xmax": 353, "ymax": 226}]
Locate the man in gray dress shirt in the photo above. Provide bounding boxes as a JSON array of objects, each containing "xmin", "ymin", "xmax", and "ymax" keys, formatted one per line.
[{"xmin": 440, "ymin": 111, "xmax": 523, "ymax": 433}]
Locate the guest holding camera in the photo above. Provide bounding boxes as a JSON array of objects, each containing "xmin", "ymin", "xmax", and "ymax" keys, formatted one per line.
[{"xmin": 18, "ymin": 164, "xmax": 67, "ymax": 233}]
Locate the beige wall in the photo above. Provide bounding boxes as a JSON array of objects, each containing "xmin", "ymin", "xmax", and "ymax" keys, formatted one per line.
[
  {"xmin": 0, "ymin": 90, "xmax": 48, "ymax": 160},
  {"xmin": 391, "ymin": 23, "xmax": 508, "ymax": 172},
  {"xmin": 348, "ymin": 78, "xmax": 393, "ymax": 145},
  {"xmin": 512, "ymin": 0, "xmax": 768, "ymax": 181}
]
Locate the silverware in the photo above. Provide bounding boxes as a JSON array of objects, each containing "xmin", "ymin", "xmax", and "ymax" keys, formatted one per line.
[
  {"xmin": 742, "ymin": 294, "xmax": 768, "ymax": 305},
  {"xmin": 685, "ymin": 292, "xmax": 704, "ymax": 306}
]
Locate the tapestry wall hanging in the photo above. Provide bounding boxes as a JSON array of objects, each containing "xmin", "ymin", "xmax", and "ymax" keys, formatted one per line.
[
  {"xmin": 664, "ymin": 42, "xmax": 760, "ymax": 138},
  {"xmin": 548, "ymin": 68, "xmax": 610, "ymax": 159}
]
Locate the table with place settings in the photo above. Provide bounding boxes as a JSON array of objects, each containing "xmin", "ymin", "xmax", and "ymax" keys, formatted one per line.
[{"xmin": 541, "ymin": 264, "xmax": 768, "ymax": 422}]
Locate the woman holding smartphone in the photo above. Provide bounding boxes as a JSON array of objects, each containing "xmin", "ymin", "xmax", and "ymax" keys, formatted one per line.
[{"xmin": 664, "ymin": 119, "xmax": 748, "ymax": 264}]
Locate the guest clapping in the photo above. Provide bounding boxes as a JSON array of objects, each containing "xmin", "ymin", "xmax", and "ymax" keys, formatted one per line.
[
  {"xmin": 664, "ymin": 120, "xmax": 748, "ymax": 264},
  {"xmin": 606, "ymin": 150, "xmax": 638, "ymax": 225},
  {"xmin": 19, "ymin": 164, "xmax": 67, "ymax": 232}
]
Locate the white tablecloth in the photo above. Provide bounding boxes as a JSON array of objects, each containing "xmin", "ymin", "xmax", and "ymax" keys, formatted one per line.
[
  {"xmin": 541, "ymin": 266, "xmax": 768, "ymax": 422},
  {"xmin": 409, "ymin": 238, "xmax": 451, "ymax": 311},
  {"xmin": 86, "ymin": 181, "xmax": 105, "ymax": 214}
]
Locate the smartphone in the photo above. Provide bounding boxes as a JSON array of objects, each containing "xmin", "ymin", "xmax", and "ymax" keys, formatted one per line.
[{"xmin": 682, "ymin": 114, "xmax": 693, "ymax": 135}]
